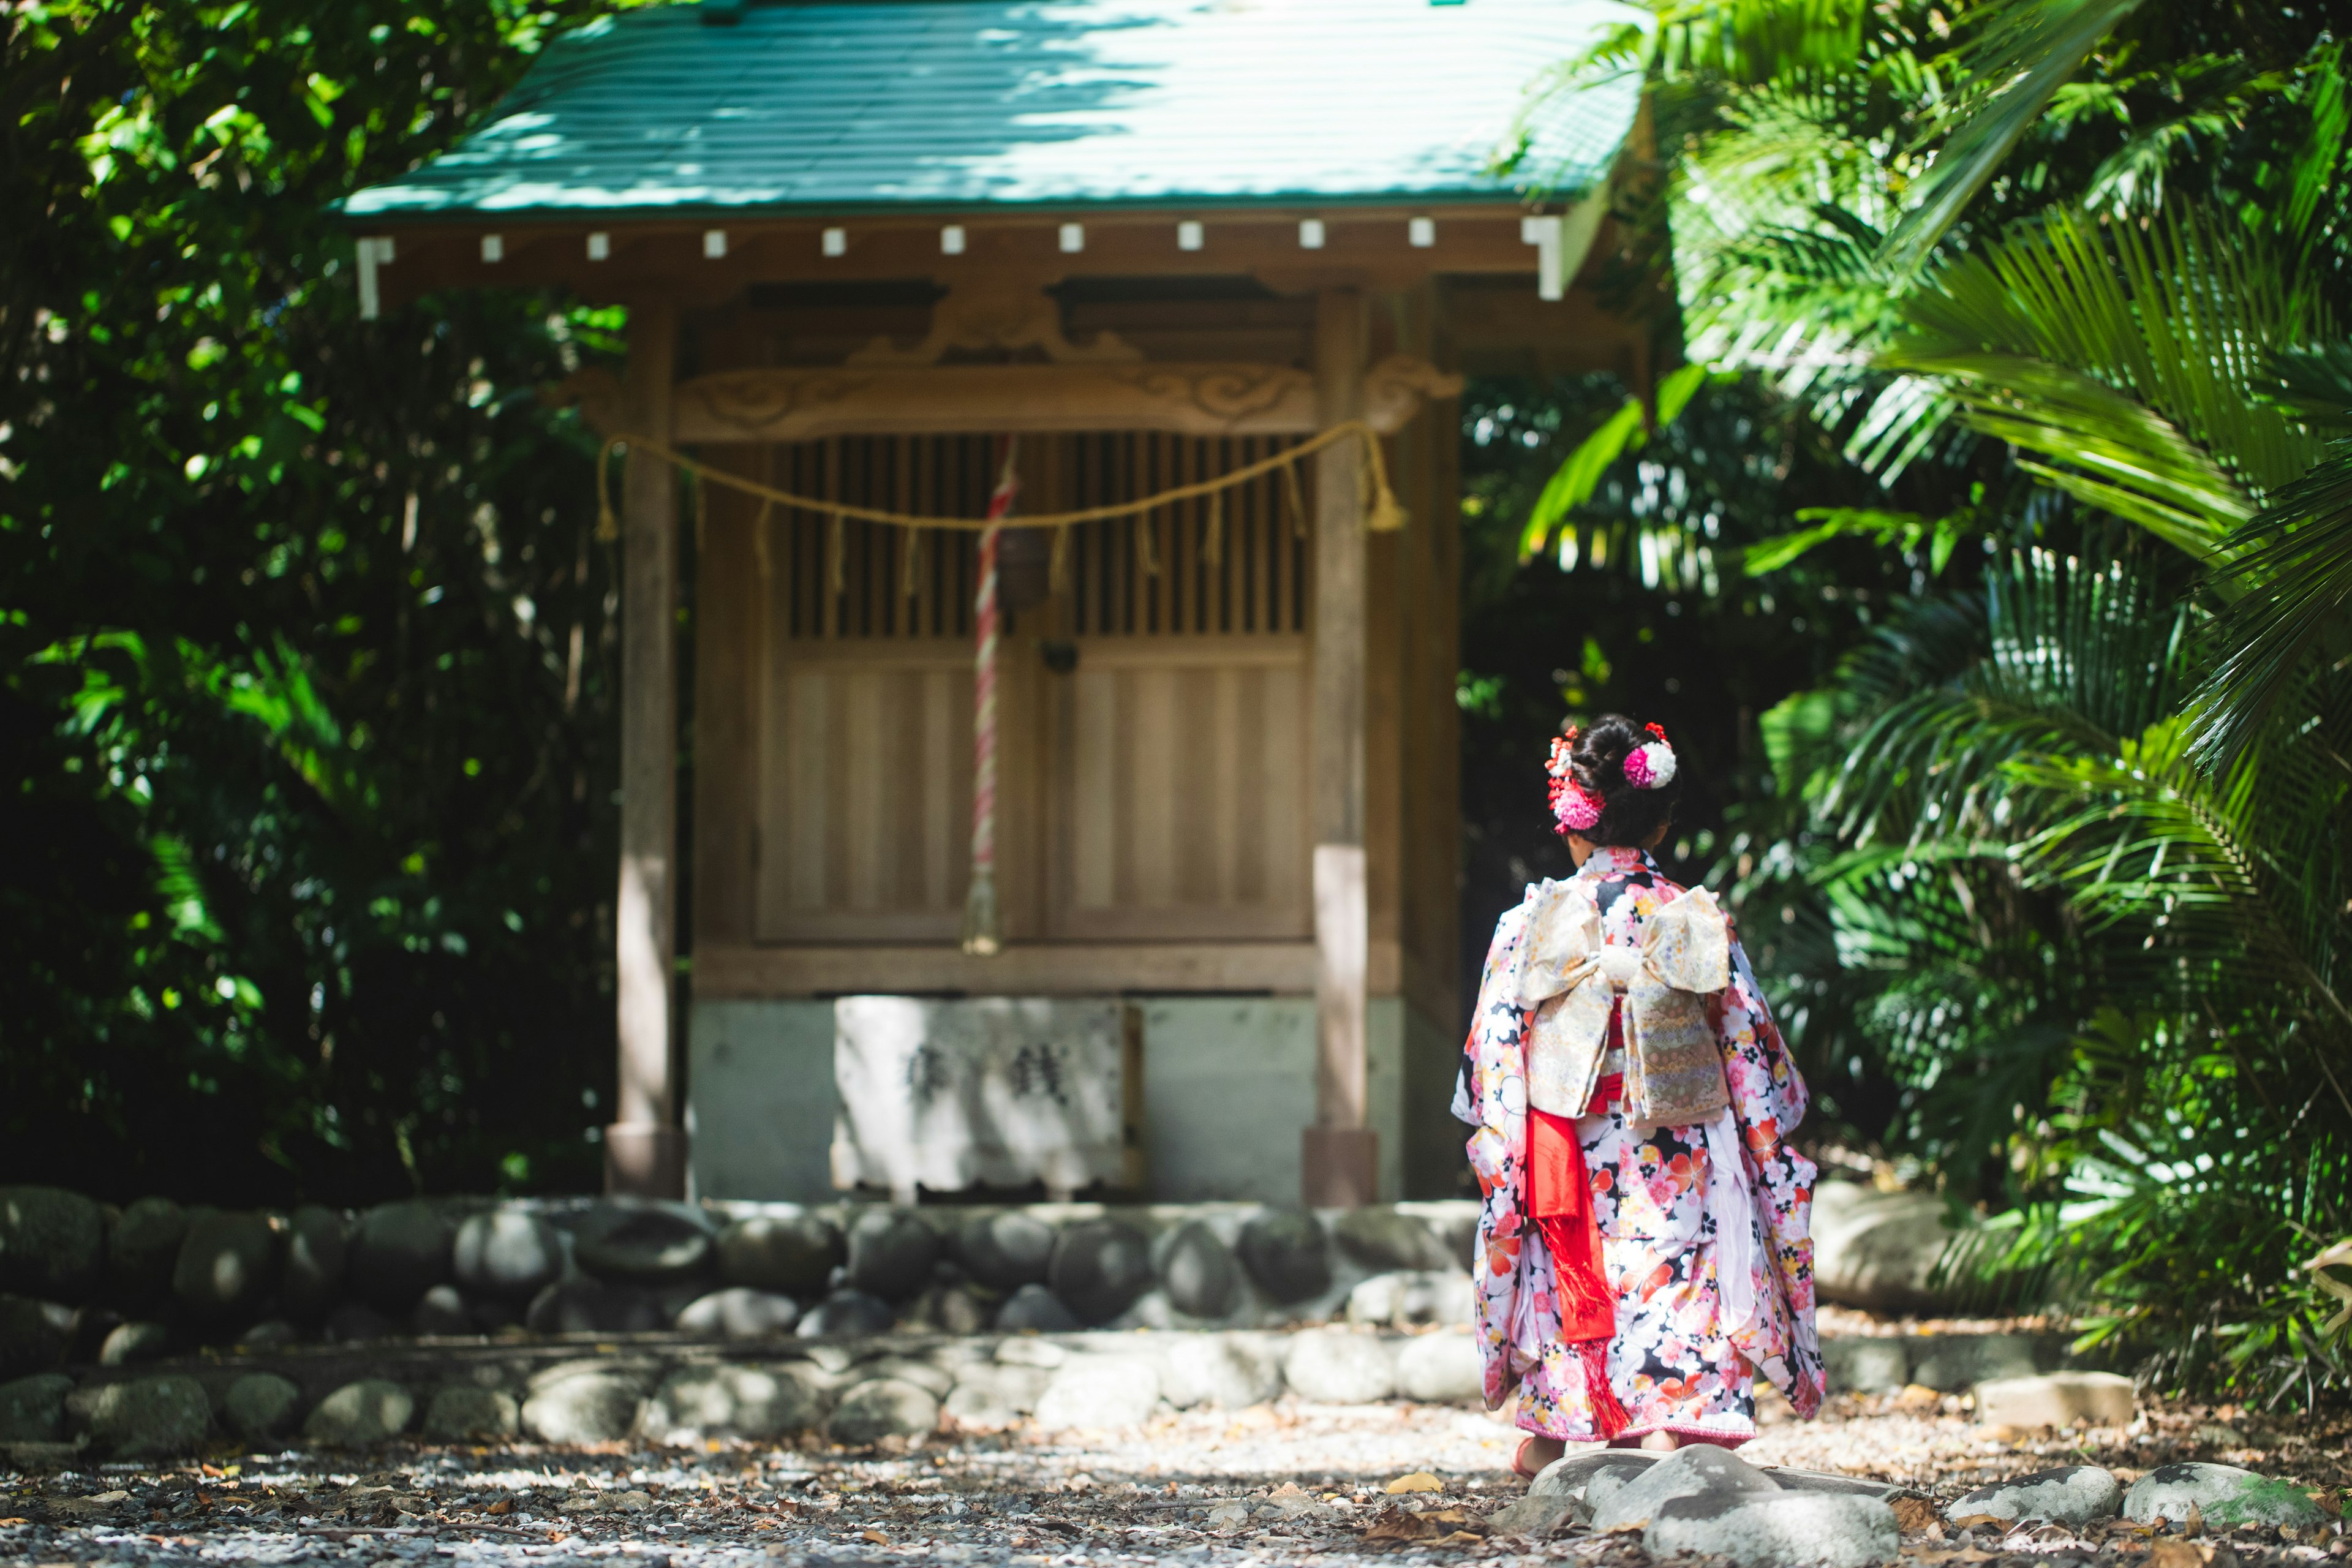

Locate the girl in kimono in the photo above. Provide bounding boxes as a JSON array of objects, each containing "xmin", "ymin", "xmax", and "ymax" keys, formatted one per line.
[{"xmin": 1452, "ymin": 714, "xmax": 1823, "ymax": 1474}]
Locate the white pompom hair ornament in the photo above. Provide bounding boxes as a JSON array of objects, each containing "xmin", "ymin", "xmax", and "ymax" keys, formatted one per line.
[{"xmin": 1623, "ymin": 734, "xmax": 1678, "ymax": 790}]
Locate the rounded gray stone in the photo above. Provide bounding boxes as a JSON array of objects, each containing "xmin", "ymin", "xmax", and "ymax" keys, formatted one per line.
[
  {"xmin": 1159, "ymin": 1222, "xmax": 1240, "ymax": 1319},
  {"xmin": 522, "ymin": 1363, "xmax": 649, "ymax": 1444},
  {"xmin": 423, "ymin": 1384, "xmax": 520, "ymax": 1442},
  {"xmin": 0, "ymin": 1371, "xmax": 74, "ymax": 1442},
  {"xmin": 1947, "ymin": 1464, "xmax": 2122, "ymax": 1526},
  {"xmin": 715, "ymin": 1212, "xmax": 842, "ymax": 1296},
  {"xmin": 97, "ymin": 1318, "xmax": 172, "ymax": 1365},
  {"xmin": 845, "ymin": 1210, "xmax": 939, "ymax": 1300},
  {"xmin": 222, "ymin": 1373, "xmax": 303, "ymax": 1442},
  {"xmin": 954, "ymin": 1211, "xmax": 1057, "ymax": 1292},
  {"xmin": 573, "ymin": 1200, "xmax": 715, "ymax": 1282},
  {"xmin": 944, "ymin": 1363, "xmax": 1052, "ymax": 1428},
  {"xmin": 1532, "ymin": 1450, "xmax": 1660, "ymax": 1501},
  {"xmin": 172, "ymin": 1210, "xmax": 279, "ymax": 1324},
  {"xmin": 1159, "ymin": 1334, "xmax": 1282, "ymax": 1409},
  {"xmin": 1033, "ymin": 1354, "xmax": 1162, "ymax": 1430},
  {"xmin": 993, "ymin": 1281, "xmax": 1082, "ymax": 1332},
  {"xmin": 825, "ymin": 1376, "xmax": 938, "ymax": 1445},
  {"xmin": 1333, "ymin": 1208, "xmax": 1453, "ymax": 1273},
  {"xmin": 796, "ymin": 1287, "xmax": 895, "ymax": 1337},
  {"xmin": 1280, "ymin": 1329, "xmax": 1396, "ymax": 1403},
  {"xmin": 641, "ymin": 1363, "xmax": 825, "ymax": 1442},
  {"xmin": 1236, "ymin": 1209, "xmax": 1330, "ymax": 1303},
  {"xmin": 106, "ymin": 1199, "xmax": 189, "ymax": 1308},
  {"xmin": 67, "ymin": 1374, "xmax": 213, "ymax": 1457},
  {"xmin": 1049, "ymin": 1219, "xmax": 1153, "ymax": 1325},
  {"xmin": 0, "ymin": 1294, "xmax": 74, "ymax": 1378},
  {"xmin": 322, "ymin": 1300, "xmax": 400, "ymax": 1343},
  {"xmin": 1822, "ymin": 1337, "xmax": 1910, "ymax": 1396},
  {"xmin": 281, "ymin": 1205, "xmax": 347, "ymax": 1321},
  {"xmin": 1646, "ymin": 1491, "xmax": 1899, "ymax": 1568},
  {"xmin": 675, "ymin": 1286, "xmax": 801, "ymax": 1338},
  {"xmin": 304, "ymin": 1378, "xmax": 415, "ymax": 1446},
  {"xmin": 526, "ymin": 1278, "xmax": 665, "ymax": 1335},
  {"xmin": 452, "ymin": 1210, "xmax": 563, "ymax": 1300},
  {"xmin": 1346, "ymin": 1269, "xmax": 1474, "ymax": 1328},
  {"xmin": 0, "ymin": 1187, "xmax": 105, "ymax": 1303},
  {"xmin": 410, "ymin": 1283, "xmax": 472, "ymax": 1336},
  {"xmin": 347, "ymin": 1201, "xmax": 453, "ymax": 1313},
  {"xmin": 2123, "ymin": 1463, "xmax": 2326, "ymax": 1528},
  {"xmin": 1395, "ymin": 1332, "xmax": 1483, "ymax": 1403},
  {"xmin": 1591, "ymin": 1444, "xmax": 1782, "ymax": 1532}
]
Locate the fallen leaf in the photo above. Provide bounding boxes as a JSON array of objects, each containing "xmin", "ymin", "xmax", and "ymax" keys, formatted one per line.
[
  {"xmin": 1387, "ymin": 1473, "xmax": 1444, "ymax": 1495},
  {"xmin": 2149, "ymin": 1542, "xmax": 2213, "ymax": 1568},
  {"xmin": 1893, "ymin": 1497, "xmax": 1942, "ymax": 1534},
  {"xmin": 861, "ymin": 1529, "xmax": 890, "ymax": 1547},
  {"xmin": 0, "ymin": 1520, "xmax": 27, "ymax": 1529},
  {"xmin": 1950, "ymin": 1513, "xmax": 2007, "ymax": 1531},
  {"xmin": 2314, "ymin": 1491, "xmax": 2345, "ymax": 1519},
  {"xmin": 1437, "ymin": 1531, "xmax": 1486, "ymax": 1547},
  {"xmin": 194, "ymin": 1493, "xmax": 215, "ymax": 1509},
  {"xmin": 486, "ymin": 1498, "xmax": 514, "ymax": 1517},
  {"xmin": 1427, "ymin": 1508, "xmax": 1479, "ymax": 1529},
  {"xmin": 1362, "ymin": 1506, "xmax": 1441, "ymax": 1544},
  {"xmin": 1895, "ymin": 1384, "xmax": 1942, "ymax": 1411}
]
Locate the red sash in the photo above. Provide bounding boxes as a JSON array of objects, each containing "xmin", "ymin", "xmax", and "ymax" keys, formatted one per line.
[{"xmin": 1528, "ymin": 1097, "xmax": 1631, "ymax": 1438}]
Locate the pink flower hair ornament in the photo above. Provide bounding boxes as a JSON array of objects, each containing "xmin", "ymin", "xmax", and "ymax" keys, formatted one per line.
[
  {"xmin": 1624, "ymin": 722, "xmax": 1679, "ymax": 790},
  {"xmin": 1546, "ymin": 728, "xmax": 1606, "ymax": 834}
]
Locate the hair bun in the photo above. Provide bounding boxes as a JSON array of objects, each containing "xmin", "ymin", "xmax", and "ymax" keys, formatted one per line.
[{"xmin": 1547, "ymin": 713, "xmax": 1684, "ymax": 845}]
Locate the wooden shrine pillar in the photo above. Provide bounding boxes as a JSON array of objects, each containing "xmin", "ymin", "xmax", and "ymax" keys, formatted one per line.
[
  {"xmin": 606, "ymin": 298, "xmax": 685, "ymax": 1197},
  {"xmin": 1304, "ymin": 287, "xmax": 1376, "ymax": 1207}
]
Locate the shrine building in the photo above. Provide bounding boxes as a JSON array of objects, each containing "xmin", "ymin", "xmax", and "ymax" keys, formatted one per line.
[{"xmin": 339, "ymin": 0, "xmax": 1646, "ymax": 1208}]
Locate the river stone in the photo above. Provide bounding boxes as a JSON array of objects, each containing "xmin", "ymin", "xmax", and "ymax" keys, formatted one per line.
[
  {"xmin": 106, "ymin": 1199, "xmax": 188, "ymax": 1308},
  {"xmin": 1822, "ymin": 1336, "xmax": 1910, "ymax": 1396},
  {"xmin": 1910, "ymin": 1333, "xmax": 2039, "ymax": 1392},
  {"xmin": 1033, "ymin": 1354, "xmax": 1163, "ymax": 1431},
  {"xmin": 1766, "ymin": 1468, "xmax": 1907, "ymax": 1499},
  {"xmin": 954, "ymin": 1211, "xmax": 1056, "ymax": 1292},
  {"xmin": 1646, "ymin": 1490, "xmax": 1899, "ymax": 1568},
  {"xmin": 639, "ymin": 1363, "xmax": 824, "ymax": 1442},
  {"xmin": 716, "ymin": 1212, "xmax": 842, "ymax": 1295},
  {"xmin": 1811, "ymin": 1183, "xmax": 1953, "ymax": 1313},
  {"xmin": 844, "ymin": 1210, "xmax": 938, "ymax": 1300},
  {"xmin": 303, "ymin": 1379, "xmax": 415, "ymax": 1446},
  {"xmin": 526, "ymin": 1277, "xmax": 664, "ymax": 1335},
  {"xmin": 522, "ymin": 1362, "xmax": 651, "ymax": 1444},
  {"xmin": 452, "ymin": 1210, "xmax": 562, "ymax": 1300},
  {"xmin": 281, "ymin": 1205, "xmax": 347, "ymax": 1321},
  {"xmin": 574, "ymin": 1201, "xmax": 714, "ymax": 1282},
  {"xmin": 994, "ymin": 1282, "xmax": 1082, "ymax": 1332},
  {"xmin": 1347, "ymin": 1270, "xmax": 1473, "ymax": 1328},
  {"xmin": 423, "ymin": 1384, "xmax": 519, "ymax": 1442},
  {"xmin": 1591, "ymin": 1444, "xmax": 1783, "ymax": 1532},
  {"xmin": 1161, "ymin": 1333, "xmax": 1283, "ymax": 1409},
  {"xmin": 171, "ymin": 1210, "xmax": 278, "ymax": 1324},
  {"xmin": 1049, "ymin": 1219, "xmax": 1153, "ymax": 1325},
  {"xmin": 1396, "ymin": 1332, "xmax": 1483, "ymax": 1403},
  {"xmin": 410, "ymin": 1283, "xmax": 472, "ymax": 1336},
  {"xmin": 1281, "ymin": 1329, "xmax": 1396, "ymax": 1404},
  {"xmin": 1159, "ymin": 1222, "xmax": 1240, "ymax": 1319},
  {"xmin": 944, "ymin": 1363, "xmax": 1052, "ymax": 1428},
  {"xmin": 796, "ymin": 1287, "xmax": 895, "ymax": 1337},
  {"xmin": 1948, "ymin": 1465, "xmax": 2122, "ymax": 1526},
  {"xmin": 907, "ymin": 1283, "xmax": 992, "ymax": 1335},
  {"xmin": 1533, "ymin": 1449, "xmax": 1660, "ymax": 1501},
  {"xmin": 0, "ymin": 1373, "xmax": 73, "ymax": 1442},
  {"xmin": 2124, "ymin": 1463, "xmax": 2327, "ymax": 1528},
  {"xmin": 0, "ymin": 1294, "xmax": 74, "ymax": 1377},
  {"xmin": 859, "ymin": 1355, "xmax": 954, "ymax": 1398},
  {"xmin": 1237, "ymin": 1209, "xmax": 1330, "ymax": 1303},
  {"xmin": 98, "ymin": 1319, "xmax": 171, "ymax": 1365},
  {"xmin": 676, "ymin": 1286, "xmax": 800, "ymax": 1338},
  {"xmin": 347, "ymin": 1201, "xmax": 453, "ymax": 1313},
  {"xmin": 1334, "ymin": 1208, "xmax": 1453, "ymax": 1273},
  {"xmin": 0, "ymin": 1187, "xmax": 105, "ymax": 1303},
  {"xmin": 222, "ymin": 1373, "xmax": 302, "ymax": 1442},
  {"xmin": 1487, "ymin": 1493, "xmax": 1585, "ymax": 1537},
  {"xmin": 826, "ymin": 1377, "xmax": 938, "ymax": 1445},
  {"xmin": 67, "ymin": 1374, "xmax": 212, "ymax": 1457}
]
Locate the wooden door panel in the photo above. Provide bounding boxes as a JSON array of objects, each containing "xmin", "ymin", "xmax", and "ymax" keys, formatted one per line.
[{"xmin": 1049, "ymin": 637, "xmax": 1308, "ymax": 940}]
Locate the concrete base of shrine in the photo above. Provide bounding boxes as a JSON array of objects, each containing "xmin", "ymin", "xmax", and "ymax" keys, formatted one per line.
[{"xmin": 686, "ymin": 995, "xmax": 1458, "ymax": 1205}]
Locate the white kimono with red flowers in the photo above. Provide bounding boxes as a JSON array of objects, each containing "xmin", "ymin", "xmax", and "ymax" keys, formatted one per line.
[{"xmin": 1451, "ymin": 845, "xmax": 1825, "ymax": 1444}]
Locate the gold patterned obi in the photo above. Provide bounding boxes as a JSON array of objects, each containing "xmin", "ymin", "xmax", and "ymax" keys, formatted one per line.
[{"xmin": 1516, "ymin": 879, "xmax": 1733, "ymax": 1128}]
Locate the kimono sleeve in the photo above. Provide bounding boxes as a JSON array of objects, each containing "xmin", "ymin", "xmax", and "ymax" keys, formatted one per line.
[{"xmin": 1453, "ymin": 895, "xmax": 1534, "ymax": 1202}]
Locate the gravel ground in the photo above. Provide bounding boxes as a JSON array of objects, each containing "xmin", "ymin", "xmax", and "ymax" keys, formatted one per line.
[{"xmin": 6, "ymin": 1390, "xmax": 2349, "ymax": 1568}]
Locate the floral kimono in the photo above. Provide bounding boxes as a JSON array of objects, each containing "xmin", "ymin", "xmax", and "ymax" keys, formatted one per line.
[{"xmin": 1451, "ymin": 845, "xmax": 1825, "ymax": 1446}]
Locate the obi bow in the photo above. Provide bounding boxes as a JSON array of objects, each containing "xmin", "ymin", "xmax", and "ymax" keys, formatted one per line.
[{"xmin": 1516, "ymin": 880, "xmax": 1734, "ymax": 1128}]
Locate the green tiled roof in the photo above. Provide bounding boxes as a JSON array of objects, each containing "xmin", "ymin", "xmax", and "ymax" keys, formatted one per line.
[{"xmin": 341, "ymin": 0, "xmax": 1640, "ymax": 222}]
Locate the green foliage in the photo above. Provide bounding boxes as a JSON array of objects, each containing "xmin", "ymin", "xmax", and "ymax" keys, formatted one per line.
[{"xmin": 1, "ymin": 0, "xmax": 637, "ymax": 1202}]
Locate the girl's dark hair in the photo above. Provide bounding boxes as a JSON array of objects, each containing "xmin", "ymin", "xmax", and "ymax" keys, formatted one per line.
[{"xmin": 1559, "ymin": 713, "xmax": 1682, "ymax": 848}]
